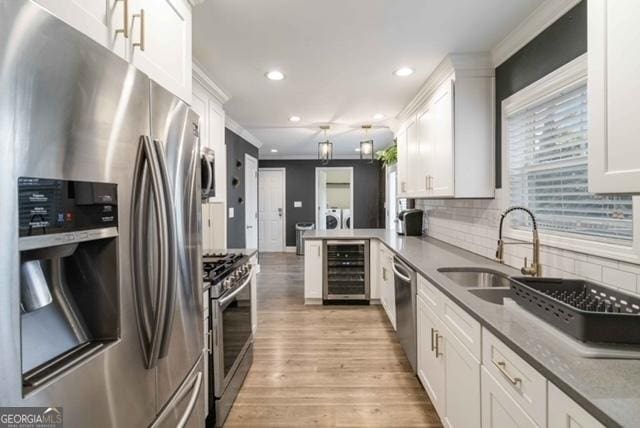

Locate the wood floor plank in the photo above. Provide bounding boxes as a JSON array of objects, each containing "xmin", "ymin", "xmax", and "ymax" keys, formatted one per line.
[{"xmin": 224, "ymin": 252, "xmax": 442, "ymax": 427}]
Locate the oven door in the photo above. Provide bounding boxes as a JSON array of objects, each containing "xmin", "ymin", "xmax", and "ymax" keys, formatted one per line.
[
  {"xmin": 212, "ymin": 269, "xmax": 253, "ymax": 397},
  {"xmin": 201, "ymin": 148, "xmax": 215, "ymax": 201}
]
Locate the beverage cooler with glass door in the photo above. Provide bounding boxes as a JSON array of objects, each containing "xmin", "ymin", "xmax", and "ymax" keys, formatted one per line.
[{"xmin": 323, "ymin": 240, "xmax": 370, "ymax": 303}]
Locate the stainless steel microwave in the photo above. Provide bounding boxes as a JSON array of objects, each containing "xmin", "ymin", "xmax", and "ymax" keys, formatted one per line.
[{"xmin": 201, "ymin": 147, "xmax": 215, "ymax": 201}]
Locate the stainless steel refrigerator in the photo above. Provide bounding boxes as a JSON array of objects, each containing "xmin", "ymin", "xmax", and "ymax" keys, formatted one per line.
[{"xmin": 0, "ymin": 2, "xmax": 205, "ymax": 426}]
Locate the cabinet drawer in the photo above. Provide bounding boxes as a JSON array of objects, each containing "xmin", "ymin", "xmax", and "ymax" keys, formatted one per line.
[
  {"xmin": 482, "ymin": 328, "xmax": 546, "ymax": 427},
  {"xmin": 418, "ymin": 275, "xmax": 444, "ymax": 314},
  {"xmin": 548, "ymin": 382, "xmax": 604, "ymax": 428},
  {"xmin": 481, "ymin": 367, "xmax": 539, "ymax": 428},
  {"xmin": 442, "ymin": 295, "xmax": 481, "ymax": 359}
]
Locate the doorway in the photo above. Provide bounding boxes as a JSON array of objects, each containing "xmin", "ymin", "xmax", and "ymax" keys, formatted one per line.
[
  {"xmin": 315, "ymin": 167, "xmax": 354, "ymax": 230},
  {"xmin": 244, "ymin": 154, "xmax": 258, "ymax": 248},
  {"xmin": 258, "ymin": 168, "xmax": 286, "ymax": 252}
]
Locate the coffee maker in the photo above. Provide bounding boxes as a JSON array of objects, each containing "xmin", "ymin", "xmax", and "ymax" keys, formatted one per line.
[{"xmin": 397, "ymin": 209, "xmax": 424, "ymax": 236}]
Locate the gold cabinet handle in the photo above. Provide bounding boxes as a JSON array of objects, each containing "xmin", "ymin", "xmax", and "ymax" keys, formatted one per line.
[
  {"xmin": 493, "ymin": 360, "xmax": 522, "ymax": 387},
  {"xmin": 133, "ymin": 9, "xmax": 145, "ymax": 51},
  {"xmin": 434, "ymin": 331, "xmax": 443, "ymax": 357},
  {"xmin": 382, "ymin": 267, "xmax": 387, "ymax": 282},
  {"xmin": 115, "ymin": 0, "xmax": 129, "ymax": 38},
  {"xmin": 430, "ymin": 328, "xmax": 437, "ymax": 352}
]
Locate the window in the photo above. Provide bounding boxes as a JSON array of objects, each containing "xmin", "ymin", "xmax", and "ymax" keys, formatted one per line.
[{"xmin": 504, "ymin": 55, "xmax": 634, "ymax": 250}]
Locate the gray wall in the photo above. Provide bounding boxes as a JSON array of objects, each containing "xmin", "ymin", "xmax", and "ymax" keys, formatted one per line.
[
  {"xmin": 494, "ymin": 0, "xmax": 586, "ymax": 188},
  {"xmin": 259, "ymin": 159, "xmax": 384, "ymax": 247},
  {"xmin": 226, "ymin": 128, "xmax": 259, "ymax": 248}
]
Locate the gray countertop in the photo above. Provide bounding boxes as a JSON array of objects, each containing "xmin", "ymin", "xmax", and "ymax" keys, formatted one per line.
[{"xmin": 304, "ymin": 229, "xmax": 640, "ymax": 428}]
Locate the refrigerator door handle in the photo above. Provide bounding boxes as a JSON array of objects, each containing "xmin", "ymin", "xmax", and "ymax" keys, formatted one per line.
[
  {"xmin": 176, "ymin": 371, "xmax": 203, "ymax": 428},
  {"xmin": 131, "ymin": 136, "xmax": 169, "ymax": 369},
  {"xmin": 153, "ymin": 139, "xmax": 178, "ymax": 360},
  {"xmin": 151, "ymin": 368, "xmax": 203, "ymax": 428}
]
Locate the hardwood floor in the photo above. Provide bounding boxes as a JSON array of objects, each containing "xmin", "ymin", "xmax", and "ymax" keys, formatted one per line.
[{"xmin": 225, "ymin": 252, "xmax": 442, "ymax": 427}]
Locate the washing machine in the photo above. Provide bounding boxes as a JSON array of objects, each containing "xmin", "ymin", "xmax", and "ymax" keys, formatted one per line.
[
  {"xmin": 324, "ymin": 208, "xmax": 342, "ymax": 230},
  {"xmin": 341, "ymin": 209, "xmax": 352, "ymax": 229}
]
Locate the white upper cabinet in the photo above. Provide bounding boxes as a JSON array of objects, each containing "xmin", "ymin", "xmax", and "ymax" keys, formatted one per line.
[
  {"xmin": 396, "ymin": 54, "xmax": 495, "ymax": 199},
  {"xmin": 33, "ymin": 0, "xmax": 128, "ymax": 58},
  {"xmin": 130, "ymin": 0, "xmax": 192, "ymax": 103},
  {"xmin": 588, "ymin": 0, "xmax": 640, "ymax": 194},
  {"xmin": 33, "ymin": 0, "xmax": 192, "ymax": 103},
  {"xmin": 396, "ymin": 128, "xmax": 409, "ymax": 196},
  {"xmin": 193, "ymin": 68, "xmax": 229, "ymax": 203}
]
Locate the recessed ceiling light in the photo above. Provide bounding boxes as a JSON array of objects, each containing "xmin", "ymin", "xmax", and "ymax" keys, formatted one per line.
[
  {"xmin": 265, "ymin": 70, "xmax": 285, "ymax": 81},
  {"xmin": 373, "ymin": 113, "xmax": 384, "ymax": 120},
  {"xmin": 394, "ymin": 67, "xmax": 414, "ymax": 77},
  {"xmin": 289, "ymin": 116, "xmax": 301, "ymax": 122},
  {"xmin": 270, "ymin": 148, "xmax": 278, "ymax": 153}
]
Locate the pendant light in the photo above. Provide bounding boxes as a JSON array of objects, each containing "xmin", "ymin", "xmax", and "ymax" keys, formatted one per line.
[
  {"xmin": 360, "ymin": 125, "xmax": 374, "ymax": 163},
  {"xmin": 318, "ymin": 125, "xmax": 333, "ymax": 165}
]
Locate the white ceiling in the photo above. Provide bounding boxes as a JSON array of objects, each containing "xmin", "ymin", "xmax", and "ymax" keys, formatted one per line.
[{"xmin": 193, "ymin": 0, "xmax": 544, "ymax": 158}]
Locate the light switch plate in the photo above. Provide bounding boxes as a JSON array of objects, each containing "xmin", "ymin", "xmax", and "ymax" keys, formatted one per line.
[
  {"xmin": 294, "ymin": 201, "xmax": 302, "ymax": 208},
  {"xmin": 228, "ymin": 207, "xmax": 235, "ymax": 218}
]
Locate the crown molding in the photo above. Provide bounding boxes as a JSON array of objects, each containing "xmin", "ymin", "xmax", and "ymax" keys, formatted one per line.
[
  {"xmin": 491, "ymin": 0, "xmax": 581, "ymax": 67},
  {"xmin": 187, "ymin": 0, "xmax": 207, "ymax": 6},
  {"xmin": 192, "ymin": 59, "xmax": 231, "ymax": 105},
  {"xmin": 396, "ymin": 53, "xmax": 493, "ymax": 123},
  {"xmin": 225, "ymin": 117, "xmax": 263, "ymax": 149}
]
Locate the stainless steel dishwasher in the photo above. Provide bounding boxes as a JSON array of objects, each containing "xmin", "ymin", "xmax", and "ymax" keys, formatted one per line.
[{"xmin": 392, "ymin": 256, "xmax": 417, "ymax": 373}]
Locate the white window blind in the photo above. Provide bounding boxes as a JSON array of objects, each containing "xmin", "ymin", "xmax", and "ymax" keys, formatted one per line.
[{"xmin": 507, "ymin": 82, "xmax": 633, "ymax": 242}]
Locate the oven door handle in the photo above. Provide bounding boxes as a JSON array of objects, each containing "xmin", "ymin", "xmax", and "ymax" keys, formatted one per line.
[{"xmin": 217, "ymin": 267, "xmax": 253, "ymax": 308}]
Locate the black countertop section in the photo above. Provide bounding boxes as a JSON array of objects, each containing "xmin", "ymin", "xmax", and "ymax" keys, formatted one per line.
[{"xmin": 304, "ymin": 229, "xmax": 640, "ymax": 428}]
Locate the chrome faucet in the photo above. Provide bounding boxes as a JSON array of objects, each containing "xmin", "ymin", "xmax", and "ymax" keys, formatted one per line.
[{"xmin": 495, "ymin": 206, "xmax": 541, "ymax": 277}]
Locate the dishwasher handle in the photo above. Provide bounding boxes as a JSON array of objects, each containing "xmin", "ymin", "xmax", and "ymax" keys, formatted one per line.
[{"xmin": 391, "ymin": 260, "xmax": 412, "ymax": 283}]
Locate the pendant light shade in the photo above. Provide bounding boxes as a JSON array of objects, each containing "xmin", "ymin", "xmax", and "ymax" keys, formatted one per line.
[
  {"xmin": 360, "ymin": 125, "xmax": 374, "ymax": 163},
  {"xmin": 318, "ymin": 126, "xmax": 332, "ymax": 164}
]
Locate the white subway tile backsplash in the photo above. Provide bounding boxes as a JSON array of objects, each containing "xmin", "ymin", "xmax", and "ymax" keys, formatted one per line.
[
  {"xmin": 602, "ymin": 267, "xmax": 637, "ymax": 293},
  {"xmin": 415, "ymin": 190, "xmax": 640, "ymax": 297}
]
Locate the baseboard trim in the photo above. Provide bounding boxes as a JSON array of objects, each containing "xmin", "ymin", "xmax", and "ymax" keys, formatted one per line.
[
  {"xmin": 304, "ymin": 298, "xmax": 323, "ymax": 305},
  {"xmin": 285, "ymin": 246, "xmax": 297, "ymax": 253},
  {"xmin": 369, "ymin": 298, "xmax": 381, "ymax": 305}
]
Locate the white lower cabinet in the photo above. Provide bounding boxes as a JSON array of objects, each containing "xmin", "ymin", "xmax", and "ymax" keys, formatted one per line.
[
  {"xmin": 417, "ymin": 294, "xmax": 480, "ymax": 428},
  {"xmin": 443, "ymin": 328, "xmax": 480, "ymax": 428},
  {"xmin": 548, "ymin": 383, "xmax": 605, "ymax": 428},
  {"xmin": 369, "ymin": 240, "xmax": 380, "ymax": 300},
  {"xmin": 304, "ymin": 240, "xmax": 323, "ymax": 300},
  {"xmin": 481, "ymin": 368, "xmax": 539, "ymax": 428},
  {"xmin": 417, "ymin": 296, "xmax": 446, "ymax": 416},
  {"xmin": 379, "ymin": 245, "xmax": 395, "ymax": 329}
]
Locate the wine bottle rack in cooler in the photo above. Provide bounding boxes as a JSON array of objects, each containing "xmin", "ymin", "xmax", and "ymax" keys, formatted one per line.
[{"xmin": 323, "ymin": 240, "xmax": 370, "ymax": 302}]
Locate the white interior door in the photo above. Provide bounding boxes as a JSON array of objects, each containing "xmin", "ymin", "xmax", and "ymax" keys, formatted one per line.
[
  {"xmin": 316, "ymin": 169, "xmax": 328, "ymax": 230},
  {"xmin": 245, "ymin": 154, "xmax": 258, "ymax": 249},
  {"xmin": 258, "ymin": 169, "xmax": 285, "ymax": 252}
]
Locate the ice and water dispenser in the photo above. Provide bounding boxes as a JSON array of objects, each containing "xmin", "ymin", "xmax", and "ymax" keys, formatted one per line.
[{"xmin": 18, "ymin": 177, "xmax": 119, "ymax": 393}]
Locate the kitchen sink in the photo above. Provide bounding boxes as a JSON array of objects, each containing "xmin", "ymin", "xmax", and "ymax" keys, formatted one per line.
[
  {"xmin": 467, "ymin": 288, "xmax": 513, "ymax": 305},
  {"xmin": 438, "ymin": 267, "xmax": 512, "ymax": 288}
]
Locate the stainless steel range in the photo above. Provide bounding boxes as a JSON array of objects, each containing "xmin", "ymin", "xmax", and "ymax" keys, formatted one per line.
[{"xmin": 203, "ymin": 253, "xmax": 254, "ymax": 427}]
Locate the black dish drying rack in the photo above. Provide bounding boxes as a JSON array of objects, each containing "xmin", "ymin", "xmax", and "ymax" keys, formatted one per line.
[{"xmin": 510, "ymin": 277, "xmax": 640, "ymax": 345}]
